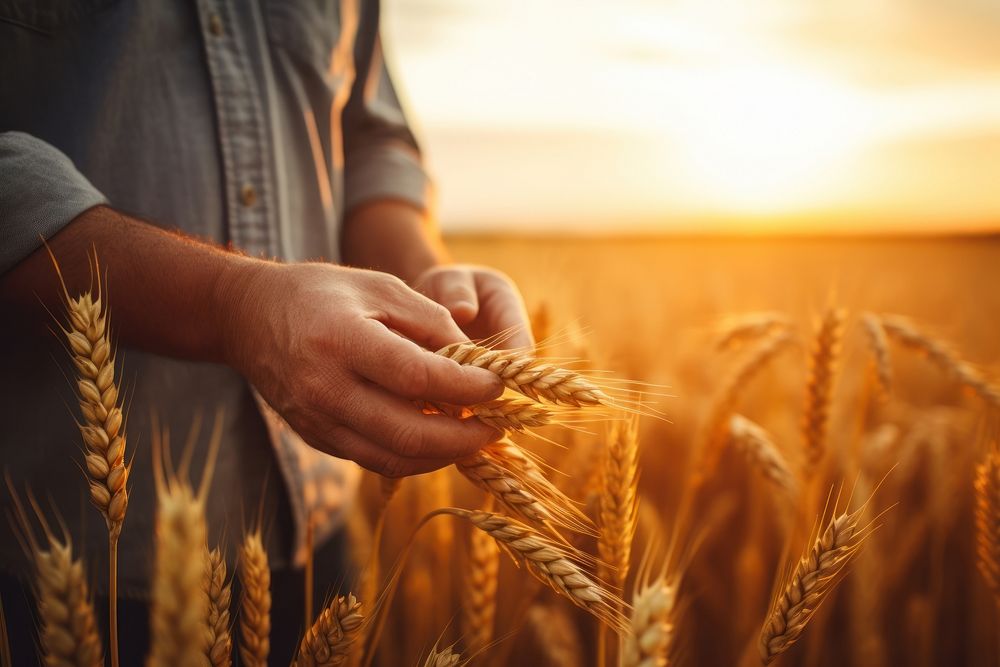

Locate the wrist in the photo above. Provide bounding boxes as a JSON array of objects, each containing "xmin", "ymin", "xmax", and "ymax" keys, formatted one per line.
[{"xmin": 211, "ymin": 254, "xmax": 275, "ymax": 371}]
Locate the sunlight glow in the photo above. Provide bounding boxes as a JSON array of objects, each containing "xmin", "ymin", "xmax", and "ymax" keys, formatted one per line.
[{"xmin": 383, "ymin": 0, "xmax": 1000, "ymax": 233}]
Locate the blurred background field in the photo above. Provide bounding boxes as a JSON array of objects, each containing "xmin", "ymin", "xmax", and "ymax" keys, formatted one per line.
[{"xmin": 355, "ymin": 234, "xmax": 1000, "ymax": 666}]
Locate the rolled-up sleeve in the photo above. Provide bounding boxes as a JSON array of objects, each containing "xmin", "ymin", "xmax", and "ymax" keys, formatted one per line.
[
  {"xmin": 342, "ymin": 4, "xmax": 433, "ymax": 215},
  {"xmin": 0, "ymin": 132, "xmax": 108, "ymax": 275}
]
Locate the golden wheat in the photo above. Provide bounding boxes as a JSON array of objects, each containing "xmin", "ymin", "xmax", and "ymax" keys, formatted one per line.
[
  {"xmin": 455, "ymin": 440, "xmax": 592, "ymax": 535},
  {"xmin": 421, "ymin": 398, "xmax": 554, "ymax": 432},
  {"xmin": 58, "ymin": 277, "xmax": 130, "ymax": 538},
  {"xmin": 974, "ymin": 446, "xmax": 1000, "ymax": 604},
  {"xmin": 436, "ymin": 342, "xmax": 610, "ymax": 407},
  {"xmin": 700, "ymin": 330, "xmax": 796, "ymax": 477},
  {"xmin": 728, "ymin": 415, "xmax": 797, "ymax": 498},
  {"xmin": 440, "ymin": 508, "xmax": 629, "ymax": 633},
  {"xmin": 34, "ymin": 534, "xmax": 104, "ymax": 667},
  {"xmin": 238, "ymin": 531, "xmax": 271, "ymax": 667},
  {"xmin": 623, "ymin": 578, "xmax": 674, "ymax": 667},
  {"xmin": 802, "ymin": 307, "xmax": 844, "ymax": 474},
  {"xmin": 714, "ymin": 311, "xmax": 791, "ymax": 351},
  {"xmin": 860, "ymin": 313, "xmax": 893, "ymax": 399},
  {"xmin": 460, "ymin": 498, "xmax": 499, "ymax": 655},
  {"xmin": 205, "ymin": 548, "xmax": 233, "ymax": 667},
  {"xmin": 881, "ymin": 314, "xmax": 1000, "ymax": 408},
  {"xmin": 759, "ymin": 503, "xmax": 872, "ymax": 664},
  {"xmin": 294, "ymin": 594, "xmax": 364, "ymax": 667},
  {"xmin": 598, "ymin": 416, "xmax": 640, "ymax": 591},
  {"xmin": 149, "ymin": 481, "xmax": 210, "ymax": 666},
  {"xmin": 422, "ymin": 643, "xmax": 465, "ymax": 667},
  {"xmin": 51, "ymin": 251, "xmax": 130, "ymax": 667}
]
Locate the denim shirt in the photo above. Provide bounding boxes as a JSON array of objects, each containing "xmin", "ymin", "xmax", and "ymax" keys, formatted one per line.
[{"xmin": 0, "ymin": 0, "xmax": 427, "ymax": 590}]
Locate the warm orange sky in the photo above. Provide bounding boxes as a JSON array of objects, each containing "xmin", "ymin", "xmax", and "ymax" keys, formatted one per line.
[{"xmin": 383, "ymin": 0, "xmax": 1000, "ymax": 234}]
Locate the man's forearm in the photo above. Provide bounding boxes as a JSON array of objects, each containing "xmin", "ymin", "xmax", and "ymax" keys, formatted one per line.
[
  {"xmin": 341, "ymin": 200, "xmax": 448, "ymax": 283},
  {"xmin": 1, "ymin": 205, "xmax": 257, "ymax": 364}
]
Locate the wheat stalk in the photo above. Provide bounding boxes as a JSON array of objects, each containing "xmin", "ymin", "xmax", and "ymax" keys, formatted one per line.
[
  {"xmin": 205, "ymin": 548, "xmax": 233, "ymax": 667},
  {"xmin": 455, "ymin": 440, "xmax": 593, "ymax": 536},
  {"xmin": 50, "ymin": 249, "xmax": 129, "ymax": 667},
  {"xmin": 729, "ymin": 415, "xmax": 797, "ymax": 498},
  {"xmin": 294, "ymin": 594, "xmax": 364, "ymax": 667},
  {"xmin": 238, "ymin": 531, "xmax": 271, "ymax": 667},
  {"xmin": 440, "ymin": 508, "xmax": 629, "ymax": 634},
  {"xmin": 461, "ymin": 498, "xmax": 500, "ymax": 655},
  {"xmin": 974, "ymin": 446, "xmax": 1000, "ymax": 605},
  {"xmin": 623, "ymin": 578, "xmax": 675, "ymax": 667},
  {"xmin": 881, "ymin": 314, "xmax": 1000, "ymax": 407},
  {"xmin": 860, "ymin": 313, "xmax": 892, "ymax": 399},
  {"xmin": 598, "ymin": 415, "xmax": 640, "ymax": 590},
  {"xmin": 436, "ymin": 342, "xmax": 610, "ymax": 407},
  {"xmin": 802, "ymin": 307, "xmax": 844, "ymax": 474},
  {"xmin": 759, "ymin": 503, "xmax": 873, "ymax": 664}
]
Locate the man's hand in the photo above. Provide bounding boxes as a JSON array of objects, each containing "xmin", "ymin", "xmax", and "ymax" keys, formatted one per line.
[
  {"xmin": 218, "ymin": 261, "xmax": 505, "ymax": 477},
  {"xmin": 413, "ymin": 265, "xmax": 533, "ymax": 350},
  {"xmin": 1, "ymin": 207, "xmax": 505, "ymax": 478}
]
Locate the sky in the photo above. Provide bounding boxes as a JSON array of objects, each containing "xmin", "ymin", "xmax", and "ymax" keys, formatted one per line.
[{"xmin": 381, "ymin": 0, "xmax": 1000, "ymax": 234}]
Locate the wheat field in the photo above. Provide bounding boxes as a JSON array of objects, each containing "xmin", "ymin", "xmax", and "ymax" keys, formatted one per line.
[{"xmin": 4, "ymin": 234, "xmax": 1000, "ymax": 666}]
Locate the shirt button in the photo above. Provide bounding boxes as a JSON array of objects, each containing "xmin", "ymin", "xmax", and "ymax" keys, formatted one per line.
[
  {"xmin": 208, "ymin": 12, "xmax": 223, "ymax": 36},
  {"xmin": 240, "ymin": 183, "xmax": 258, "ymax": 207}
]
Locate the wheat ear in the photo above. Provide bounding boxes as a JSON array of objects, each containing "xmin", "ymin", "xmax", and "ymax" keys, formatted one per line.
[
  {"xmin": 598, "ymin": 415, "xmax": 640, "ymax": 590},
  {"xmin": 802, "ymin": 307, "xmax": 844, "ymax": 474},
  {"xmin": 860, "ymin": 314, "xmax": 892, "ymax": 399},
  {"xmin": 881, "ymin": 314, "xmax": 1000, "ymax": 407},
  {"xmin": 729, "ymin": 415, "xmax": 797, "ymax": 498},
  {"xmin": 436, "ymin": 342, "xmax": 610, "ymax": 407},
  {"xmin": 623, "ymin": 578, "xmax": 675, "ymax": 667},
  {"xmin": 205, "ymin": 548, "xmax": 233, "ymax": 667},
  {"xmin": 714, "ymin": 311, "xmax": 791, "ymax": 351},
  {"xmin": 238, "ymin": 531, "xmax": 271, "ymax": 667},
  {"xmin": 5, "ymin": 481, "xmax": 106, "ymax": 667},
  {"xmin": 294, "ymin": 594, "xmax": 364, "ymax": 667},
  {"xmin": 440, "ymin": 508, "xmax": 628, "ymax": 634},
  {"xmin": 421, "ymin": 398, "xmax": 554, "ymax": 432},
  {"xmin": 149, "ymin": 472, "xmax": 211, "ymax": 666},
  {"xmin": 149, "ymin": 414, "xmax": 222, "ymax": 667},
  {"xmin": 456, "ymin": 440, "xmax": 594, "ymax": 536},
  {"xmin": 759, "ymin": 503, "xmax": 873, "ymax": 664},
  {"xmin": 50, "ymin": 249, "xmax": 129, "ymax": 667},
  {"xmin": 461, "ymin": 497, "xmax": 500, "ymax": 655},
  {"xmin": 700, "ymin": 330, "xmax": 795, "ymax": 476},
  {"xmin": 422, "ymin": 642, "xmax": 466, "ymax": 667},
  {"xmin": 974, "ymin": 446, "xmax": 1000, "ymax": 605}
]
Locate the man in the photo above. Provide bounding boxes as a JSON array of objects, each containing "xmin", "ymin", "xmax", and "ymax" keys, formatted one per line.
[{"xmin": 0, "ymin": 0, "xmax": 529, "ymax": 660}]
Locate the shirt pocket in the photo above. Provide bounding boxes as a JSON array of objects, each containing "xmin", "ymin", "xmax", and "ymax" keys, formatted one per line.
[{"xmin": 0, "ymin": 0, "xmax": 118, "ymax": 34}]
